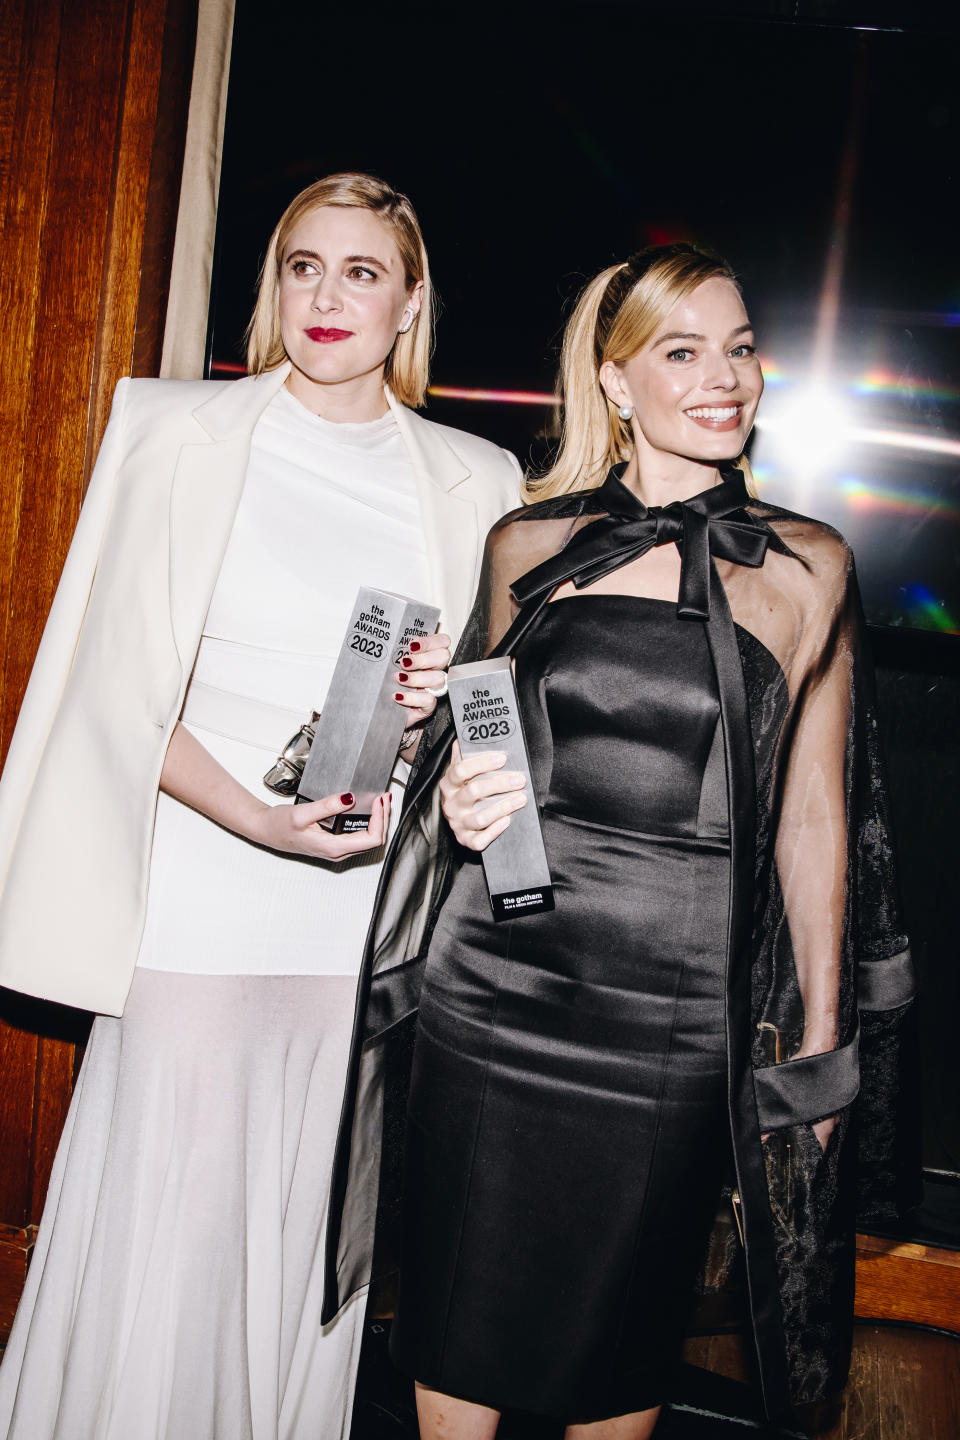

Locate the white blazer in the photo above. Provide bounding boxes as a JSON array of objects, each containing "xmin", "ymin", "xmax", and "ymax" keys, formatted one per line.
[{"xmin": 0, "ymin": 366, "xmax": 521, "ymax": 1015}]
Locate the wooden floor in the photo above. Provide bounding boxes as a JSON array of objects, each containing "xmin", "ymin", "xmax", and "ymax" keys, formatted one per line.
[{"xmin": 684, "ymin": 1324, "xmax": 960, "ymax": 1438}]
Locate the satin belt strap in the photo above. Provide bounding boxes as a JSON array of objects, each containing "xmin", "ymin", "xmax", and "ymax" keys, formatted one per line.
[
  {"xmin": 753, "ymin": 945, "xmax": 916, "ymax": 1129},
  {"xmin": 181, "ymin": 679, "xmax": 305, "ymax": 752},
  {"xmin": 858, "ymin": 945, "xmax": 915, "ymax": 1010},
  {"xmin": 753, "ymin": 1024, "xmax": 861, "ymax": 1130}
]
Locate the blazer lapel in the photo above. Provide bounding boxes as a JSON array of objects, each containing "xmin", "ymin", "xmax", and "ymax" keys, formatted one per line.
[
  {"xmin": 168, "ymin": 364, "xmax": 291, "ymax": 672},
  {"xmin": 169, "ymin": 372, "xmax": 481, "ymax": 679},
  {"xmin": 387, "ymin": 394, "xmax": 479, "ymax": 639}
]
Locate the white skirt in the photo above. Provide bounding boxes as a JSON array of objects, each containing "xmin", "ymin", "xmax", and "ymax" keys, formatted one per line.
[{"xmin": 0, "ymin": 969, "xmax": 366, "ymax": 1440}]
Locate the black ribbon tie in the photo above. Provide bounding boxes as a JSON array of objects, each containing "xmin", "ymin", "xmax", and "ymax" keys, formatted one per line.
[{"xmin": 511, "ymin": 463, "xmax": 770, "ymax": 620}]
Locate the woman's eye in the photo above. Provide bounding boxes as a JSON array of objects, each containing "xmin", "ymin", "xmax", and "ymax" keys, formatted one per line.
[
  {"xmin": 666, "ymin": 347, "xmax": 693, "ymax": 363},
  {"xmin": 290, "ymin": 259, "xmax": 317, "ymax": 276},
  {"xmin": 730, "ymin": 343, "xmax": 757, "ymax": 358},
  {"xmin": 347, "ymin": 265, "xmax": 377, "ymax": 281}
]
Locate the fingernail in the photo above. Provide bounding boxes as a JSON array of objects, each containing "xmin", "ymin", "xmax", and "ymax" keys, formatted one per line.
[
  {"xmin": 409, "ymin": 641, "xmax": 421, "ymax": 652},
  {"xmin": 400, "ymin": 656, "xmax": 413, "ymax": 669},
  {"xmin": 394, "ymin": 692, "xmax": 405, "ymax": 703},
  {"xmin": 341, "ymin": 792, "xmax": 355, "ymax": 806},
  {"xmin": 397, "ymin": 672, "xmax": 410, "ymax": 683}
]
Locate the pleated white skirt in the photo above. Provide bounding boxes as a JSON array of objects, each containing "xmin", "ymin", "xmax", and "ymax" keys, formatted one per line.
[{"xmin": 0, "ymin": 969, "xmax": 366, "ymax": 1440}]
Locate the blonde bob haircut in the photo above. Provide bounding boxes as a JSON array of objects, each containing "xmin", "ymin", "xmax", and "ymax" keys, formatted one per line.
[
  {"xmin": 529, "ymin": 243, "xmax": 742, "ymax": 501},
  {"xmin": 245, "ymin": 172, "xmax": 433, "ymax": 409}
]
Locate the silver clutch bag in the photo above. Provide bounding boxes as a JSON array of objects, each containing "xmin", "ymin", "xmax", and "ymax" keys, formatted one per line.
[{"xmin": 262, "ymin": 711, "xmax": 321, "ymax": 797}]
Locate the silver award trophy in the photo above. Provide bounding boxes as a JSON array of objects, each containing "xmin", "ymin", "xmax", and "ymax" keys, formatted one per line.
[
  {"xmin": 297, "ymin": 586, "xmax": 441, "ymax": 833},
  {"xmin": 447, "ymin": 656, "xmax": 554, "ymax": 921}
]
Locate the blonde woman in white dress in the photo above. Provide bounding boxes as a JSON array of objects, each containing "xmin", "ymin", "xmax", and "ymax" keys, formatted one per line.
[{"xmin": 0, "ymin": 172, "xmax": 520, "ymax": 1440}]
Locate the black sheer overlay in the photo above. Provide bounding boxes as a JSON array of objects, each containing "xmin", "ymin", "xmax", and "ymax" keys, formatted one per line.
[{"xmin": 322, "ymin": 465, "xmax": 919, "ymax": 1417}]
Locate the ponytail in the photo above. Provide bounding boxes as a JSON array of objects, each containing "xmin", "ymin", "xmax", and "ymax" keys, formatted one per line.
[
  {"xmin": 526, "ymin": 243, "xmax": 739, "ymax": 503},
  {"xmin": 525, "ymin": 266, "xmax": 632, "ymax": 501}
]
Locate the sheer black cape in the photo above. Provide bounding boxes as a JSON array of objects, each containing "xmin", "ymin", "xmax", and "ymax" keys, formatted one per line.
[{"xmin": 322, "ymin": 468, "xmax": 919, "ymax": 1417}]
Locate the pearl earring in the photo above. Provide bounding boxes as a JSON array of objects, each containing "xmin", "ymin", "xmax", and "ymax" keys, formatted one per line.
[
  {"xmin": 618, "ymin": 404, "xmax": 633, "ymax": 421},
  {"xmin": 398, "ymin": 311, "xmax": 414, "ymax": 335}
]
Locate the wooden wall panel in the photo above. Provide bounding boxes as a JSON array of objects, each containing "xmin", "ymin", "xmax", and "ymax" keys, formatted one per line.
[
  {"xmin": 0, "ymin": 1225, "xmax": 36, "ymax": 1340},
  {"xmin": 2, "ymin": 2, "xmax": 129, "ymax": 753},
  {"xmin": 133, "ymin": 0, "xmax": 199, "ymax": 378},
  {"xmin": 0, "ymin": 0, "xmax": 198, "ymax": 1342},
  {"xmin": 87, "ymin": 0, "xmax": 170, "ymax": 464},
  {"xmin": 0, "ymin": 0, "xmax": 65, "ymax": 760},
  {"xmin": 855, "ymin": 1233, "xmax": 960, "ymax": 1333}
]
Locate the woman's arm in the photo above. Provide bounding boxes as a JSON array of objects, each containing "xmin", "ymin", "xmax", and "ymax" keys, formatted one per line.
[
  {"xmin": 161, "ymin": 723, "xmax": 391, "ymax": 860},
  {"xmin": 776, "ymin": 663, "xmax": 849, "ymax": 1059},
  {"xmin": 774, "ymin": 542, "xmax": 858, "ymax": 1149}
]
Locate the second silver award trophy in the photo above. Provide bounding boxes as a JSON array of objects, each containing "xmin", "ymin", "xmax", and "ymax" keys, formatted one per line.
[
  {"xmin": 447, "ymin": 657, "xmax": 554, "ymax": 921},
  {"xmin": 298, "ymin": 586, "xmax": 441, "ymax": 833}
]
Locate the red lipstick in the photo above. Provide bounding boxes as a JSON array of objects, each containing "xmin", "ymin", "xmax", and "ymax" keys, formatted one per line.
[{"xmin": 305, "ymin": 327, "xmax": 353, "ymax": 343}]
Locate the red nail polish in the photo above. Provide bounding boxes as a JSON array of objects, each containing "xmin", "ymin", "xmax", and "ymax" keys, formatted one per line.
[
  {"xmin": 394, "ymin": 693, "xmax": 405, "ymax": 702},
  {"xmin": 401, "ymin": 656, "xmax": 413, "ymax": 669},
  {"xmin": 409, "ymin": 641, "xmax": 421, "ymax": 652},
  {"xmin": 397, "ymin": 672, "xmax": 409, "ymax": 683},
  {"xmin": 341, "ymin": 792, "xmax": 354, "ymax": 806}
]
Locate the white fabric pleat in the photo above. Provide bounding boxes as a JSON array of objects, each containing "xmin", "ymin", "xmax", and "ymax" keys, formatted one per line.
[{"xmin": 0, "ymin": 970, "xmax": 366, "ymax": 1440}]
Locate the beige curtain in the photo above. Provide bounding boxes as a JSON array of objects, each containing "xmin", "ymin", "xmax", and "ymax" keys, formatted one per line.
[{"xmin": 160, "ymin": 0, "xmax": 236, "ymax": 379}]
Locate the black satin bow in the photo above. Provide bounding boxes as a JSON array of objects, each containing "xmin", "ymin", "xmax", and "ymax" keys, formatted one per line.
[{"xmin": 511, "ymin": 463, "xmax": 770, "ymax": 621}]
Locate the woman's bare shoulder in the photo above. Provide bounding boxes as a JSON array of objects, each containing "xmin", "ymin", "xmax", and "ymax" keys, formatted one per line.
[{"xmin": 751, "ymin": 501, "xmax": 853, "ymax": 580}]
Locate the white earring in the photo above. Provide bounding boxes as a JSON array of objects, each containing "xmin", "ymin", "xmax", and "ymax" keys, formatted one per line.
[
  {"xmin": 618, "ymin": 404, "xmax": 633, "ymax": 421},
  {"xmin": 398, "ymin": 311, "xmax": 414, "ymax": 335}
]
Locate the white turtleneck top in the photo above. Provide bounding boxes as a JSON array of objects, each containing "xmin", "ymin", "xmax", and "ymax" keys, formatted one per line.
[{"xmin": 136, "ymin": 387, "xmax": 431, "ymax": 976}]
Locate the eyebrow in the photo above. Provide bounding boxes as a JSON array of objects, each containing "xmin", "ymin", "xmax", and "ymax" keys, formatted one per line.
[
  {"xmin": 654, "ymin": 324, "xmax": 754, "ymax": 345},
  {"xmin": 284, "ymin": 248, "xmax": 390, "ymax": 269}
]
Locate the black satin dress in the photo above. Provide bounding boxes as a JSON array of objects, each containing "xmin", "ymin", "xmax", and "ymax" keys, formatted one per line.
[{"xmin": 391, "ymin": 594, "xmax": 733, "ymax": 1422}]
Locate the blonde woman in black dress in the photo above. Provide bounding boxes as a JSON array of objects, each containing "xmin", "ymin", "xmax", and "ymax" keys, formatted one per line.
[{"xmin": 327, "ymin": 244, "xmax": 914, "ymax": 1438}]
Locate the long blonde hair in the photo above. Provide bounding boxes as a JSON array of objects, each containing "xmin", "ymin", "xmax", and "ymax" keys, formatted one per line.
[
  {"xmin": 529, "ymin": 244, "xmax": 740, "ymax": 500},
  {"xmin": 245, "ymin": 172, "xmax": 433, "ymax": 408}
]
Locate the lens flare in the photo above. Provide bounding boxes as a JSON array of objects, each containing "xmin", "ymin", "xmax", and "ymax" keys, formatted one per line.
[
  {"xmin": 759, "ymin": 357, "xmax": 786, "ymax": 386},
  {"xmin": 901, "ymin": 583, "xmax": 958, "ymax": 633},
  {"xmin": 839, "ymin": 477, "xmax": 960, "ymax": 518},
  {"xmin": 755, "ymin": 387, "xmax": 854, "ymax": 472},
  {"xmin": 428, "ymin": 386, "xmax": 561, "ymax": 407},
  {"xmin": 848, "ymin": 426, "xmax": 960, "ymax": 459},
  {"xmin": 852, "ymin": 369, "xmax": 960, "ymax": 405}
]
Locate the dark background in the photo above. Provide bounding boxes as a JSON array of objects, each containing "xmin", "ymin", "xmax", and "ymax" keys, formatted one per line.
[
  {"xmin": 211, "ymin": 0, "xmax": 960, "ymax": 635},
  {"xmin": 210, "ymin": 2, "xmax": 960, "ymax": 1202}
]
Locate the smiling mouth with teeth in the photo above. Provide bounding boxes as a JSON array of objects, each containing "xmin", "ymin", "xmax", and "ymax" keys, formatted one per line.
[{"xmin": 684, "ymin": 404, "xmax": 744, "ymax": 432}]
